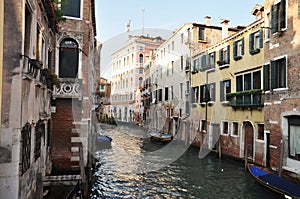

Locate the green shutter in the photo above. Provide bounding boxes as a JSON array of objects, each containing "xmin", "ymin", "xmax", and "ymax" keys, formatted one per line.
[
  {"xmin": 233, "ymin": 41, "xmax": 237, "ymax": 57},
  {"xmin": 271, "ymin": 61, "xmax": 277, "ymax": 89},
  {"xmin": 219, "ymin": 49, "xmax": 223, "ymax": 61},
  {"xmin": 281, "ymin": 57, "xmax": 287, "ymax": 87},
  {"xmin": 220, "ymin": 81, "xmax": 224, "ymax": 101},
  {"xmin": 280, "ymin": 0, "xmax": 286, "ymax": 29},
  {"xmin": 259, "ymin": 29, "xmax": 263, "ymax": 48},
  {"xmin": 227, "ymin": 45, "xmax": 230, "ymax": 64},
  {"xmin": 212, "ymin": 51, "xmax": 216, "ymax": 67},
  {"xmin": 271, "ymin": 4, "xmax": 278, "ymax": 33},
  {"xmin": 249, "ymin": 32, "xmax": 254, "ymax": 53},
  {"xmin": 263, "ymin": 65, "xmax": 270, "ymax": 91},
  {"xmin": 298, "ymin": 0, "xmax": 300, "ymax": 19},
  {"xmin": 241, "ymin": 38, "xmax": 245, "ymax": 55}
]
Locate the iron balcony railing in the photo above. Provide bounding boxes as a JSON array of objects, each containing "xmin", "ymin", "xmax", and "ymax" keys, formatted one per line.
[{"xmin": 226, "ymin": 89, "xmax": 264, "ymax": 108}]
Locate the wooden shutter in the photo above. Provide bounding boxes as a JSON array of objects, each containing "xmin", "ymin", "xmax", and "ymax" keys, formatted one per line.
[
  {"xmin": 271, "ymin": 61, "xmax": 277, "ymax": 89},
  {"xmin": 263, "ymin": 64, "xmax": 270, "ymax": 91},
  {"xmin": 280, "ymin": 0, "xmax": 286, "ymax": 30},
  {"xmin": 249, "ymin": 32, "xmax": 254, "ymax": 53},
  {"xmin": 233, "ymin": 41, "xmax": 237, "ymax": 57},
  {"xmin": 241, "ymin": 38, "xmax": 245, "ymax": 55},
  {"xmin": 259, "ymin": 29, "xmax": 263, "ymax": 48},
  {"xmin": 219, "ymin": 49, "xmax": 223, "ymax": 62},
  {"xmin": 271, "ymin": 4, "xmax": 278, "ymax": 33},
  {"xmin": 227, "ymin": 45, "xmax": 230, "ymax": 64},
  {"xmin": 220, "ymin": 81, "xmax": 224, "ymax": 101}
]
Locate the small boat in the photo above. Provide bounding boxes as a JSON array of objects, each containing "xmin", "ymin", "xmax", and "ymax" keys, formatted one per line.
[
  {"xmin": 96, "ymin": 135, "xmax": 112, "ymax": 150},
  {"xmin": 248, "ymin": 164, "xmax": 300, "ymax": 198},
  {"xmin": 149, "ymin": 130, "xmax": 173, "ymax": 142}
]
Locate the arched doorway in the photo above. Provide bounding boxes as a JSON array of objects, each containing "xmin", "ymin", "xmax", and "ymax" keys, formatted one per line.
[
  {"xmin": 244, "ymin": 121, "xmax": 254, "ymax": 160},
  {"xmin": 59, "ymin": 38, "xmax": 79, "ymax": 78}
]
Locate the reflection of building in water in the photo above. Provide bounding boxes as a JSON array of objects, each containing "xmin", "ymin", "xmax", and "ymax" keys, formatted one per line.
[{"xmin": 111, "ymin": 35, "xmax": 164, "ymax": 122}]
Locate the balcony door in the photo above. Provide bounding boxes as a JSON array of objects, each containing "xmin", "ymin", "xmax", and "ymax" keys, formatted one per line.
[{"xmin": 59, "ymin": 38, "xmax": 79, "ymax": 78}]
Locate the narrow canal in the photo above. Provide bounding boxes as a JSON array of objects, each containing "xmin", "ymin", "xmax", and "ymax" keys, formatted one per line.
[{"xmin": 90, "ymin": 124, "xmax": 282, "ymax": 199}]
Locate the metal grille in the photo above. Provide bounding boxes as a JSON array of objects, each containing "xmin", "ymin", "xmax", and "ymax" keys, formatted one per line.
[
  {"xmin": 21, "ymin": 122, "xmax": 31, "ymax": 175},
  {"xmin": 35, "ymin": 120, "xmax": 45, "ymax": 160}
]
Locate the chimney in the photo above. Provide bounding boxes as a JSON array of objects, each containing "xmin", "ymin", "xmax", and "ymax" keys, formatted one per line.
[
  {"xmin": 221, "ymin": 19, "xmax": 230, "ymax": 39},
  {"xmin": 205, "ymin": 16, "xmax": 211, "ymax": 26}
]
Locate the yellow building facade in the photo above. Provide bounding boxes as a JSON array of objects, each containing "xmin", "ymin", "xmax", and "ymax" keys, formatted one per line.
[{"xmin": 192, "ymin": 7, "xmax": 267, "ymax": 165}]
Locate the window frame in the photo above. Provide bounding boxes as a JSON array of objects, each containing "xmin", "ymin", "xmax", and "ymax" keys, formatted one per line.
[
  {"xmin": 221, "ymin": 120, "xmax": 229, "ymax": 136},
  {"xmin": 61, "ymin": 0, "xmax": 82, "ymax": 19},
  {"xmin": 231, "ymin": 121, "xmax": 239, "ymax": 137}
]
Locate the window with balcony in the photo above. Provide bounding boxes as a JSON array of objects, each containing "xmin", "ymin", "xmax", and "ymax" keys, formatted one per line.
[
  {"xmin": 62, "ymin": 0, "xmax": 81, "ymax": 18},
  {"xmin": 226, "ymin": 71, "xmax": 263, "ymax": 108},
  {"xmin": 233, "ymin": 38, "xmax": 244, "ymax": 60},
  {"xmin": 59, "ymin": 38, "xmax": 79, "ymax": 78},
  {"xmin": 249, "ymin": 30, "xmax": 263, "ymax": 55},
  {"xmin": 271, "ymin": 0, "xmax": 287, "ymax": 34}
]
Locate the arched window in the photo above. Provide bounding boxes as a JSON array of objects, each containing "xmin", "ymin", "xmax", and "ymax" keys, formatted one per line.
[
  {"xmin": 139, "ymin": 77, "xmax": 143, "ymax": 87},
  {"xmin": 139, "ymin": 54, "xmax": 144, "ymax": 66},
  {"xmin": 59, "ymin": 38, "xmax": 79, "ymax": 78}
]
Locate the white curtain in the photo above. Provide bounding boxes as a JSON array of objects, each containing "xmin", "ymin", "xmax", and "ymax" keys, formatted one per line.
[{"xmin": 290, "ymin": 125, "xmax": 300, "ymax": 157}]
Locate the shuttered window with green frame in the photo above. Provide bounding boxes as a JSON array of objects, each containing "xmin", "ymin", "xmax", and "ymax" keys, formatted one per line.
[
  {"xmin": 271, "ymin": 0, "xmax": 286, "ymax": 33},
  {"xmin": 271, "ymin": 57, "xmax": 287, "ymax": 89}
]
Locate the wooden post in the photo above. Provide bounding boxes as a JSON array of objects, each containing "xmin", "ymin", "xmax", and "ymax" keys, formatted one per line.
[
  {"xmin": 245, "ymin": 130, "xmax": 248, "ymax": 171},
  {"xmin": 218, "ymin": 138, "xmax": 222, "ymax": 159},
  {"xmin": 279, "ymin": 139, "xmax": 284, "ymax": 177}
]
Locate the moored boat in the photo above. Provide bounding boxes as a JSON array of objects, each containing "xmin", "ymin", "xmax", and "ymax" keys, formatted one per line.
[
  {"xmin": 248, "ymin": 163, "xmax": 300, "ymax": 199},
  {"xmin": 148, "ymin": 130, "xmax": 173, "ymax": 142}
]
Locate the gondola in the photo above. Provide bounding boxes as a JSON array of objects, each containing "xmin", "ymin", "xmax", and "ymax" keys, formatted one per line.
[{"xmin": 248, "ymin": 163, "xmax": 300, "ymax": 198}]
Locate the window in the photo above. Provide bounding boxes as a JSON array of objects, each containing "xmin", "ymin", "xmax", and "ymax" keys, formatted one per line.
[
  {"xmin": 172, "ymin": 41, "xmax": 175, "ymax": 51},
  {"xmin": 257, "ymin": 123, "xmax": 264, "ymax": 140},
  {"xmin": 289, "ymin": 116, "xmax": 300, "ymax": 161},
  {"xmin": 209, "ymin": 52, "xmax": 215, "ymax": 68},
  {"xmin": 263, "ymin": 64, "xmax": 270, "ymax": 91},
  {"xmin": 62, "ymin": 0, "xmax": 81, "ymax": 18},
  {"xmin": 138, "ymin": 77, "xmax": 143, "ymax": 87},
  {"xmin": 271, "ymin": 0, "xmax": 286, "ymax": 34},
  {"xmin": 220, "ymin": 80, "xmax": 231, "ymax": 101},
  {"xmin": 265, "ymin": 12, "xmax": 271, "ymax": 40},
  {"xmin": 180, "ymin": 83, "xmax": 183, "ymax": 99},
  {"xmin": 221, "ymin": 121, "xmax": 229, "ymax": 135},
  {"xmin": 180, "ymin": 55, "xmax": 184, "ymax": 70},
  {"xmin": 179, "ymin": 108, "xmax": 182, "ymax": 117},
  {"xmin": 233, "ymin": 38, "xmax": 244, "ymax": 60},
  {"xmin": 59, "ymin": 39, "xmax": 79, "ymax": 78},
  {"xmin": 192, "ymin": 86, "xmax": 199, "ymax": 103},
  {"xmin": 193, "ymin": 59, "xmax": 199, "ymax": 71},
  {"xmin": 186, "ymin": 81, "xmax": 190, "ymax": 94},
  {"xmin": 165, "ymin": 87, "xmax": 169, "ymax": 101},
  {"xmin": 171, "ymin": 61, "xmax": 174, "ymax": 74},
  {"xmin": 271, "ymin": 57, "xmax": 287, "ymax": 89},
  {"xmin": 181, "ymin": 33, "xmax": 184, "ymax": 43},
  {"xmin": 249, "ymin": 30, "xmax": 263, "ymax": 55},
  {"xmin": 232, "ymin": 122, "xmax": 239, "ymax": 136},
  {"xmin": 236, "ymin": 71, "xmax": 261, "ymax": 92},
  {"xmin": 200, "ymin": 83, "xmax": 215, "ymax": 102},
  {"xmin": 170, "ymin": 86, "xmax": 174, "ymax": 100},
  {"xmin": 200, "ymin": 120, "xmax": 207, "ymax": 132},
  {"xmin": 139, "ymin": 54, "xmax": 144, "ymax": 66},
  {"xmin": 218, "ymin": 46, "xmax": 230, "ymax": 66},
  {"xmin": 158, "ymin": 89, "xmax": 162, "ymax": 102},
  {"xmin": 198, "ymin": 27, "xmax": 205, "ymax": 40}
]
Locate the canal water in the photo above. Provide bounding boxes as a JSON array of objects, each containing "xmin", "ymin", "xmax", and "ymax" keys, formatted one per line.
[{"xmin": 90, "ymin": 124, "xmax": 282, "ymax": 199}]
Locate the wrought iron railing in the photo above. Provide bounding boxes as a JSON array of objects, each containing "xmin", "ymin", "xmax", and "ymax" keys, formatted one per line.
[
  {"xmin": 20, "ymin": 122, "xmax": 31, "ymax": 175},
  {"xmin": 226, "ymin": 89, "xmax": 264, "ymax": 108},
  {"xmin": 35, "ymin": 120, "xmax": 45, "ymax": 160},
  {"xmin": 53, "ymin": 78, "xmax": 82, "ymax": 99}
]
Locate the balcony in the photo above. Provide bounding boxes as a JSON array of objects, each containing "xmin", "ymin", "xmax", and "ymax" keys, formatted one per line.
[
  {"xmin": 53, "ymin": 78, "xmax": 82, "ymax": 99},
  {"xmin": 226, "ymin": 89, "xmax": 264, "ymax": 109}
]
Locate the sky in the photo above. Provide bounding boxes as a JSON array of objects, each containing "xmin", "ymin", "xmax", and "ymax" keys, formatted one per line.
[{"xmin": 95, "ymin": 0, "xmax": 264, "ymax": 80}]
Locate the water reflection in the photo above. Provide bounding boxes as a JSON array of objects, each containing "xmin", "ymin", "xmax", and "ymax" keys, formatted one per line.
[{"xmin": 91, "ymin": 125, "xmax": 282, "ymax": 199}]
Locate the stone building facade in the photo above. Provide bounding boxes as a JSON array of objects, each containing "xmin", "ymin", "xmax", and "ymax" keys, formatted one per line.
[
  {"xmin": 51, "ymin": 0, "xmax": 97, "ymax": 176},
  {"xmin": 263, "ymin": 0, "xmax": 300, "ymax": 178},
  {"xmin": 0, "ymin": 0, "xmax": 57, "ymax": 198}
]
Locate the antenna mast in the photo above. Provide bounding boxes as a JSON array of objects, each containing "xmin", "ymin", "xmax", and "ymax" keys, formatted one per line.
[{"xmin": 142, "ymin": 8, "xmax": 145, "ymax": 36}]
